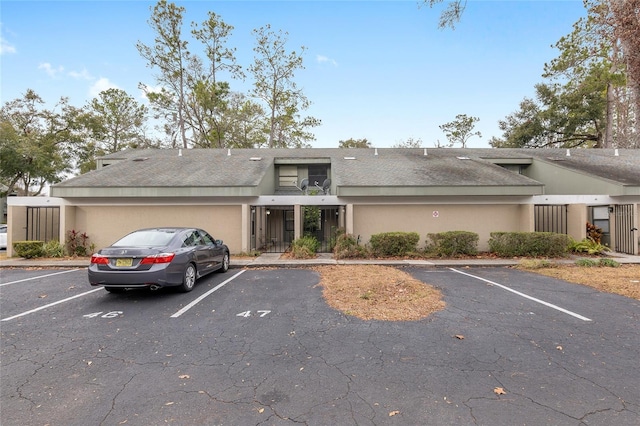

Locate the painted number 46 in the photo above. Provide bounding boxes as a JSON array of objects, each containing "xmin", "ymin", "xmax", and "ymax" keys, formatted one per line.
[
  {"xmin": 236, "ymin": 310, "xmax": 271, "ymax": 318},
  {"xmin": 83, "ymin": 311, "xmax": 123, "ymax": 319}
]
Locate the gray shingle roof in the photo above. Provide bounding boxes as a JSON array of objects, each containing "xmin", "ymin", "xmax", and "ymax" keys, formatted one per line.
[{"xmin": 51, "ymin": 147, "xmax": 640, "ymax": 196}]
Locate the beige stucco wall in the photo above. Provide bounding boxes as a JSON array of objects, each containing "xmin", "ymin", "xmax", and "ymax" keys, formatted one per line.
[
  {"xmin": 352, "ymin": 204, "xmax": 533, "ymax": 251},
  {"xmin": 69, "ymin": 205, "xmax": 242, "ymax": 253},
  {"xmin": 6, "ymin": 205, "xmax": 27, "ymax": 257},
  {"xmin": 567, "ymin": 204, "xmax": 587, "ymax": 242}
]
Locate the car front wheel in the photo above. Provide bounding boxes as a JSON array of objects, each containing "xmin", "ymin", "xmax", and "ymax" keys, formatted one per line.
[
  {"xmin": 180, "ymin": 263, "xmax": 197, "ymax": 292},
  {"xmin": 219, "ymin": 252, "xmax": 229, "ymax": 273}
]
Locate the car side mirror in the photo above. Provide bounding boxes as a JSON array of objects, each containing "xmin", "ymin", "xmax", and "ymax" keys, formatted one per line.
[{"xmin": 215, "ymin": 239, "xmax": 223, "ymax": 245}]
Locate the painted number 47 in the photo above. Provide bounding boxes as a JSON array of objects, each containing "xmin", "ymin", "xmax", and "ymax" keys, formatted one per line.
[
  {"xmin": 83, "ymin": 311, "xmax": 123, "ymax": 319},
  {"xmin": 236, "ymin": 310, "xmax": 271, "ymax": 318}
]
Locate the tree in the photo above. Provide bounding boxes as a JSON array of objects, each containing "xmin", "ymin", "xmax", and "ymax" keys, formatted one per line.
[
  {"xmin": 188, "ymin": 11, "xmax": 244, "ymax": 148},
  {"xmin": 249, "ymin": 25, "xmax": 320, "ymax": 148},
  {"xmin": 0, "ymin": 90, "xmax": 81, "ymax": 195},
  {"xmin": 544, "ymin": 0, "xmax": 629, "ymax": 148},
  {"xmin": 338, "ymin": 138, "xmax": 372, "ymax": 148},
  {"xmin": 607, "ymin": 0, "xmax": 640, "ymax": 146},
  {"xmin": 423, "ymin": 0, "xmax": 638, "ymax": 147},
  {"xmin": 492, "ymin": 0, "xmax": 634, "ymax": 149},
  {"xmin": 392, "ymin": 137, "xmax": 423, "ymax": 148},
  {"xmin": 75, "ymin": 89, "xmax": 150, "ymax": 173},
  {"xmin": 490, "ymin": 77, "xmax": 606, "ymax": 148},
  {"xmin": 222, "ymin": 92, "xmax": 267, "ymax": 148},
  {"xmin": 421, "ymin": 0, "xmax": 467, "ymax": 29},
  {"xmin": 136, "ymin": 0, "xmax": 191, "ymax": 148},
  {"xmin": 85, "ymin": 89, "xmax": 149, "ymax": 154},
  {"xmin": 439, "ymin": 114, "xmax": 481, "ymax": 148}
]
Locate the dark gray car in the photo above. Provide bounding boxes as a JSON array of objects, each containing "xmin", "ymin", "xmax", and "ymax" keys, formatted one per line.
[{"xmin": 88, "ymin": 227, "xmax": 229, "ymax": 293}]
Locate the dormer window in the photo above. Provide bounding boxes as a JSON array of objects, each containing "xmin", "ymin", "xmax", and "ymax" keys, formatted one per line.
[
  {"xmin": 278, "ymin": 165, "xmax": 298, "ymax": 187},
  {"xmin": 308, "ymin": 165, "xmax": 328, "ymax": 188}
]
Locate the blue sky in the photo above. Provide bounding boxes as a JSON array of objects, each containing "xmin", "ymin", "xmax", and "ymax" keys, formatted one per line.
[{"xmin": 1, "ymin": 1, "xmax": 586, "ymax": 148}]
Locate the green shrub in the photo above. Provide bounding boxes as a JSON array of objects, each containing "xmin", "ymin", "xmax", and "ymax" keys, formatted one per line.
[
  {"xmin": 333, "ymin": 233, "xmax": 368, "ymax": 259},
  {"xmin": 575, "ymin": 258, "xmax": 598, "ymax": 267},
  {"xmin": 13, "ymin": 241, "xmax": 45, "ymax": 259},
  {"xmin": 369, "ymin": 232, "xmax": 420, "ymax": 257},
  {"xmin": 569, "ymin": 238, "xmax": 611, "ymax": 255},
  {"xmin": 576, "ymin": 257, "xmax": 620, "ymax": 267},
  {"xmin": 43, "ymin": 240, "xmax": 66, "ymax": 258},
  {"xmin": 425, "ymin": 231, "xmax": 478, "ymax": 257},
  {"xmin": 598, "ymin": 258, "xmax": 619, "ymax": 267},
  {"xmin": 489, "ymin": 232, "xmax": 571, "ymax": 257},
  {"xmin": 290, "ymin": 235, "xmax": 320, "ymax": 259}
]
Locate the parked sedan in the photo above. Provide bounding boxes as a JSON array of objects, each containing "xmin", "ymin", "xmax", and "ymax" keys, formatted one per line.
[
  {"xmin": 0, "ymin": 224, "xmax": 7, "ymax": 250},
  {"xmin": 89, "ymin": 227, "xmax": 230, "ymax": 293}
]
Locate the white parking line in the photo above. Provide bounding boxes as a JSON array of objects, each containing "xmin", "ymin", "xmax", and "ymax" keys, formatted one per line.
[
  {"xmin": 0, "ymin": 269, "xmax": 82, "ymax": 287},
  {"xmin": 1, "ymin": 288, "xmax": 104, "ymax": 322},
  {"xmin": 450, "ymin": 268, "xmax": 592, "ymax": 322},
  {"xmin": 171, "ymin": 270, "xmax": 246, "ymax": 318}
]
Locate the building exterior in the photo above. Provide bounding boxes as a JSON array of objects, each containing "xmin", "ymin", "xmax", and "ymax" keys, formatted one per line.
[{"xmin": 5, "ymin": 148, "xmax": 640, "ymax": 256}]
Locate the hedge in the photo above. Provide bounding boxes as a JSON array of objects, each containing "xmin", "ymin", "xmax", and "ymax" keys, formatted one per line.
[
  {"xmin": 13, "ymin": 241, "xmax": 45, "ymax": 259},
  {"xmin": 488, "ymin": 232, "xmax": 571, "ymax": 257},
  {"xmin": 426, "ymin": 231, "xmax": 478, "ymax": 257},
  {"xmin": 369, "ymin": 232, "xmax": 420, "ymax": 256}
]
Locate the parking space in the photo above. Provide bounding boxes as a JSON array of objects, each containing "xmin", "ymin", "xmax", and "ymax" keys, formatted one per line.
[{"xmin": 1, "ymin": 266, "xmax": 639, "ymax": 425}]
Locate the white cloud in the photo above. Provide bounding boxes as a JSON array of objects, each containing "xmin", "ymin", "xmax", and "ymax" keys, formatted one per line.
[
  {"xmin": 316, "ymin": 54, "xmax": 338, "ymax": 67},
  {"xmin": 68, "ymin": 68, "xmax": 93, "ymax": 81},
  {"xmin": 0, "ymin": 36, "xmax": 16, "ymax": 54},
  {"xmin": 89, "ymin": 77, "xmax": 120, "ymax": 97},
  {"xmin": 38, "ymin": 62, "xmax": 64, "ymax": 78},
  {"xmin": 138, "ymin": 83, "xmax": 166, "ymax": 102}
]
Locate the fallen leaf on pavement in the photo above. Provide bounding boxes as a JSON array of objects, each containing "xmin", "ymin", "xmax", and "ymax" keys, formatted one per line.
[
  {"xmin": 494, "ymin": 387, "xmax": 506, "ymax": 395},
  {"xmin": 389, "ymin": 410, "xmax": 400, "ymax": 416}
]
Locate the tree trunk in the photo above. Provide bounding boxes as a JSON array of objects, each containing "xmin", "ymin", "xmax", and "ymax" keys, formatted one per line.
[{"xmin": 604, "ymin": 81, "xmax": 614, "ymax": 148}]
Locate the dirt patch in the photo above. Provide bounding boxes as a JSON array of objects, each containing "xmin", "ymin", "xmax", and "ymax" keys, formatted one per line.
[
  {"xmin": 524, "ymin": 264, "xmax": 640, "ymax": 301},
  {"xmin": 314, "ymin": 265, "xmax": 445, "ymax": 321}
]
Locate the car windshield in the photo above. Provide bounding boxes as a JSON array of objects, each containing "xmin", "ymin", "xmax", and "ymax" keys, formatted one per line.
[{"xmin": 112, "ymin": 229, "xmax": 178, "ymax": 247}]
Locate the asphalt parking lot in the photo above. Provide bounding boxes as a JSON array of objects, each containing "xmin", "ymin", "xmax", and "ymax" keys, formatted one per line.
[{"xmin": 1, "ymin": 266, "xmax": 639, "ymax": 425}]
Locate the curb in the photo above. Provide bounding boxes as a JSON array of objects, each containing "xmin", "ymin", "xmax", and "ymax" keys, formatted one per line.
[{"xmin": 1, "ymin": 254, "xmax": 639, "ymax": 269}]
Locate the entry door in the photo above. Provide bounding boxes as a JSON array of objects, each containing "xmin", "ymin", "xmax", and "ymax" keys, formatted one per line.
[
  {"xmin": 614, "ymin": 205, "xmax": 637, "ymax": 254},
  {"xmin": 591, "ymin": 206, "xmax": 610, "ymax": 247}
]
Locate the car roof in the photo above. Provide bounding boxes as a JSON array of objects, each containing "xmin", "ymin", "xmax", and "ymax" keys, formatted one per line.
[{"xmin": 132, "ymin": 227, "xmax": 197, "ymax": 232}]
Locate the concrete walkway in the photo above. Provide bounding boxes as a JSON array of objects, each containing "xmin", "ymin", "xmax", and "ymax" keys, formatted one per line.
[{"xmin": 1, "ymin": 251, "xmax": 639, "ymax": 269}]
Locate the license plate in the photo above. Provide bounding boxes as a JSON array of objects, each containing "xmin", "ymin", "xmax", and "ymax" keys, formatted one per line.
[{"xmin": 115, "ymin": 258, "xmax": 133, "ymax": 267}]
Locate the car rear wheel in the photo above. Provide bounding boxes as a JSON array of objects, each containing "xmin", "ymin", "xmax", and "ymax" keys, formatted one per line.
[
  {"xmin": 105, "ymin": 286, "xmax": 126, "ymax": 293},
  {"xmin": 180, "ymin": 263, "xmax": 197, "ymax": 292},
  {"xmin": 219, "ymin": 252, "xmax": 229, "ymax": 273}
]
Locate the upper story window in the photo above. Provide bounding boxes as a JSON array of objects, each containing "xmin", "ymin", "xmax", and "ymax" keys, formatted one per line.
[
  {"xmin": 278, "ymin": 165, "xmax": 298, "ymax": 188},
  {"xmin": 308, "ymin": 165, "xmax": 328, "ymax": 187},
  {"xmin": 274, "ymin": 160, "xmax": 331, "ymax": 193}
]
